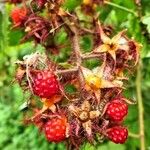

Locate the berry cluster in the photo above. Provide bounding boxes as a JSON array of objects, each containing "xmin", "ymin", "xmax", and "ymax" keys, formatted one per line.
[{"xmin": 9, "ymin": 0, "xmax": 141, "ymax": 149}]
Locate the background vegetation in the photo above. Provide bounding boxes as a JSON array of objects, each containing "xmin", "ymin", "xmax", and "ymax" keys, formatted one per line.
[{"xmin": 0, "ymin": 0, "xmax": 150, "ymax": 149}]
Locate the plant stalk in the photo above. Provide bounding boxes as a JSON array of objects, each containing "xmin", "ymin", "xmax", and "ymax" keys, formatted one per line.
[
  {"xmin": 104, "ymin": 1, "xmax": 138, "ymax": 17},
  {"xmin": 129, "ymin": 132, "xmax": 140, "ymax": 139},
  {"xmin": 69, "ymin": 23, "xmax": 85, "ymax": 89},
  {"xmin": 136, "ymin": 61, "xmax": 145, "ymax": 150}
]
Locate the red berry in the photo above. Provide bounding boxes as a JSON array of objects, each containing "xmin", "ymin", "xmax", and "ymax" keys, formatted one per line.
[
  {"xmin": 32, "ymin": 70, "xmax": 59, "ymax": 98},
  {"xmin": 44, "ymin": 115, "xmax": 67, "ymax": 142},
  {"xmin": 11, "ymin": 7, "xmax": 27, "ymax": 26},
  {"xmin": 106, "ymin": 100, "xmax": 128, "ymax": 122},
  {"xmin": 107, "ymin": 126, "xmax": 128, "ymax": 144}
]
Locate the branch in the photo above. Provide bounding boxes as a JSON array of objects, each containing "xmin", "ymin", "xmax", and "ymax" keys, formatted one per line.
[
  {"xmin": 136, "ymin": 60, "xmax": 145, "ymax": 150},
  {"xmin": 129, "ymin": 132, "xmax": 140, "ymax": 139},
  {"xmin": 81, "ymin": 53, "xmax": 102, "ymax": 60},
  {"xmin": 69, "ymin": 23, "xmax": 85, "ymax": 89},
  {"xmin": 104, "ymin": 1, "xmax": 138, "ymax": 17},
  {"xmin": 56, "ymin": 68, "xmax": 78, "ymax": 74}
]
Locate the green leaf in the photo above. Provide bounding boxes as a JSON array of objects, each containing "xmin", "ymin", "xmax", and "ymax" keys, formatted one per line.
[
  {"xmin": 104, "ymin": 10, "xmax": 118, "ymax": 27},
  {"xmin": 81, "ymin": 143, "xmax": 96, "ymax": 150},
  {"xmin": 142, "ymin": 15, "xmax": 150, "ymax": 33},
  {"xmin": 108, "ymin": 142, "xmax": 126, "ymax": 150},
  {"xmin": 65, "ymin": 84, "xmax": 77, "ymax": 94},
  {"xmin": 64, "ymin": 0, "xmax": 81, "ymax": 11}
]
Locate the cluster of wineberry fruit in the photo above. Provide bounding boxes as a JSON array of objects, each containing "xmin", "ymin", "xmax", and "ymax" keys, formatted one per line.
[{"xmin": 8, "ymin": 0, "xmax": 141, "ymax": 149}]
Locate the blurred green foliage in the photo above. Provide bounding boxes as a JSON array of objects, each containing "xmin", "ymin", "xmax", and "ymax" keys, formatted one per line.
[{"xmin": 0, "ymin": 0, "xmax": 150, "ymax": 149}]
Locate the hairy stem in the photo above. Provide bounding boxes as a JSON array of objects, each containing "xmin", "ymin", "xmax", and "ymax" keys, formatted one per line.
[
  {"xmin": 104, "ymin": 1, "xmax": 138, "ymax": 17},
  {"xmin": 81, "ymin": 53, "xmax": 102, "ymax": 60},
  {"xmin": 136, "ymin": 61, "xmax": 145, "ymax": 150},
  {"xmin": 56, "ymin": 68, "xmax": 78, "ymax": 74},
  {"xmin": 69, "ymin": 23, "xmax": 85, "ymax": 89}
]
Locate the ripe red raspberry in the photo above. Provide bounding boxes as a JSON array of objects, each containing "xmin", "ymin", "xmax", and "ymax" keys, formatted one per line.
[
  {"xmin": 44, "ymin": 115, "xmax": 67, "ymax": 142},
  {"xmin": 106, "ymin": 99, "xmax": 128, "ymax": 122},
  {"xmin": 32, "ymin": 70, "xmax": 59, "ymax": 98},
  {"xmin": 11, "ymin": 7, "xmax": 27, "ymax": 27},
  {"xmin": 107, "ymin": 126, "xmax": 128, "ymax": 144}
]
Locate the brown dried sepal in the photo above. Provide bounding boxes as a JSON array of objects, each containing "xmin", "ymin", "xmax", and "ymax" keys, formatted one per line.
[
  {"xmin": 69, "ymin": 100, "xmax": 100, "ymax": 136},
  {"xmin": 15, "ymin": 66, "xmax": 26, "ymax": 84}
]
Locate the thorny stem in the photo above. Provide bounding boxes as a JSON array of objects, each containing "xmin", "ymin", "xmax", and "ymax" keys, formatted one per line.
[
  {"xmin": 81, "ymin": 53, "xmax": 102, "ymax": 60},
  {"xmin": 54, "ymin": 53, "xmax": 102, "ymax": 75},
  {"xmin": 104, "ymin": 1, "xmax": 138, "ymax": 17},
  {"xmin": 136, "ymin": 61, "xmax": 145, "ymax": 150},
  {"xmin": 70, "ymin": 25, "xmax": 82, "ymax": 66},
  {"xmin": 56, "ymin": 68, "xmax": 78, "ymax": 74},
  {"xmin": 69, "ymin": 23, "xmax": 85, "ymax": 89}
]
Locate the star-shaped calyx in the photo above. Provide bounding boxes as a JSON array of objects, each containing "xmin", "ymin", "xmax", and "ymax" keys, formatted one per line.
[
  {"xmin": 93, "ymin": 21, "xmax": 129, "ymax": 63},
  {"xmin": 69, "ymin": 100, "xmax": 100, "ymax": 137},
  {"xmin": 81, "ymin": 62, "xmax": 123, "ymax": 103}
]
